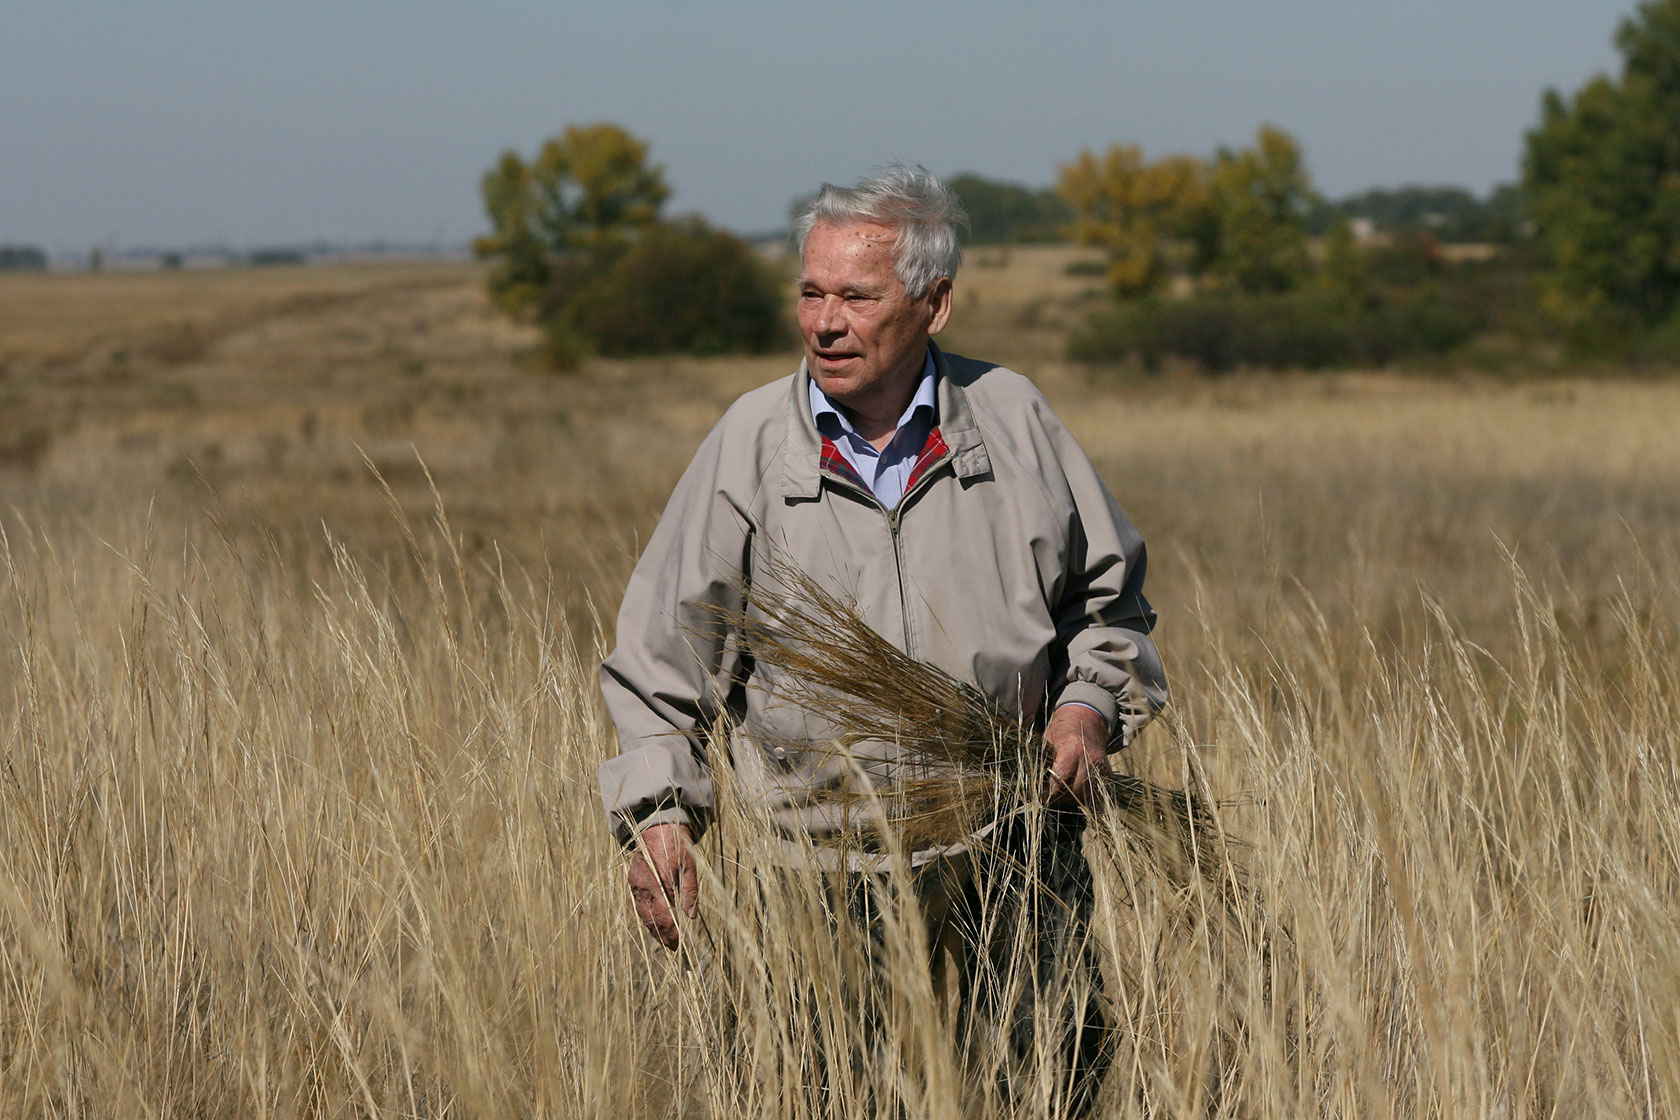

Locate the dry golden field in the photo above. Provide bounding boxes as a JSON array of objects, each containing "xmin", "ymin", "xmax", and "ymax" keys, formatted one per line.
[{"xmin": 2, "ymin": 251, "xmax": 1678, "ymax": 1116}]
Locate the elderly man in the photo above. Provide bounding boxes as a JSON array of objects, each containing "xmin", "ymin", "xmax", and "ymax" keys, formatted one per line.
[{"xmin": 598, "ymin": 165, "xmax": 1167, "ymax": 1112}]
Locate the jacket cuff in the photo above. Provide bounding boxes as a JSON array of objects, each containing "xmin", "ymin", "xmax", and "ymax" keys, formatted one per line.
[
  {"xmin": 599, "ymin": 745, "xmax": 714, "ymax": 847},
  {"xmin": 1055, "ymin": 682, "xmax": 1119, "ymax": 744},
  {"xmin": 612, "ymin": 805, "xmax": 699, "ymax": 848}
]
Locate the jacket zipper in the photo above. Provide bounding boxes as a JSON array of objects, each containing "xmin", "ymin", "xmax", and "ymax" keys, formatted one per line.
[
  {"xmin": 886, "ymin": 504, "xmax": 912, "ymax": 657},
  {"xmin": 820, "ymin": 451, "xmax": 953, "ymax": 662}
]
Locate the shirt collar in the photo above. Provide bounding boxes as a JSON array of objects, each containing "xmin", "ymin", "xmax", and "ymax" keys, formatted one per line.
[
  {"xmin": 808, "ymin": 348, "xmax": 938, "ymax": 439},
  {"xmin": 782, "ymin": 342, "xmax": 990, "ymax": 501}
]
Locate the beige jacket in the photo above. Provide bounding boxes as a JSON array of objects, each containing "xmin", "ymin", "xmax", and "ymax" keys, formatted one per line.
[{"xmin": 598, "ymin": 345, "xmax": 1167, "ymax": 848}]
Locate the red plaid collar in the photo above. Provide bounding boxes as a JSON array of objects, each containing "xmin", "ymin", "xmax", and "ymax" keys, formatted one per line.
[
  {"xmin": 818, "ymin": 434, "xmax": 866, "ymax": 489},
  {"xmin": 905, "ymin": 427, "xmax": 949, "ymax": 493},
  {"xmin": 818, "ymin": 425, "xmax": 950, "ymax": 499}
]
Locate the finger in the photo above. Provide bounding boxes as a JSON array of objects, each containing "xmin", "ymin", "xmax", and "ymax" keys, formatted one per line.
[
  {"xmin": 630, "ymin": 857, "xmax": 683, "ymax": 949},
  {"xmin": 678, "ymin": 852, "xmax": 699, "ymax": 919},
  {"xmin": 1081, "ymin": 748, "xmax": 1115, "ymax": 804},
  {"xmin": 1046, "ymin": 756, "xmax": 1082, "ymax": 805},
  {"xmin": 1087, "ymin": 749, "xmax": 1113, "ymax": 785},
  {"xmin": 656, "ymin": 850, "xmax": 699, "ymax": 920},
  {"xmin": 632, "ymin": 883, "xmax": 680, "ymax": 949}
]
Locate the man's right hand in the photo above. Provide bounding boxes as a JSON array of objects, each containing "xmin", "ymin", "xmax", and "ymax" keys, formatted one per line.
[{"xmin": 627, "ymin": 822, "xmax": 697, "ymax": 950}]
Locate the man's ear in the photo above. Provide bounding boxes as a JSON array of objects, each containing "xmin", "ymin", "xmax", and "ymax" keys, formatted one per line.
[{"xmin": 925, "ymin": 276, "xmax": 954, "ymax": 336}]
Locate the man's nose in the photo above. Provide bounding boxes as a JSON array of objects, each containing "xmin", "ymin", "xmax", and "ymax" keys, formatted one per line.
[{"xmin": 813, "ymin": 295, "xmax": 846, "ymax": 336}]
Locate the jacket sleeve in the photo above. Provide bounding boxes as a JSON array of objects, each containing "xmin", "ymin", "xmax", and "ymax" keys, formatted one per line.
[
  {"xmin": 597, "ymin": 422, "xmax": 754, "ymax": 844},
  {"xmin": 1044, "ymin": 412, "xmax": 1168, "ymax": 750}
]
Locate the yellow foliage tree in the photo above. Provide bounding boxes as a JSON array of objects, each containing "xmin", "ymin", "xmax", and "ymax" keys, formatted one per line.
[
  {"xmin": 474, "ymin": 123, "xmax": 670, "ymax": 317},
  {"xmin": 1057, "ymin": 145, "xmax": 1211, "ymax": 298}
]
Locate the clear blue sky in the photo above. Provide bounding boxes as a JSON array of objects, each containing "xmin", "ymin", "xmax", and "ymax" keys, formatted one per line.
[{"xmin": 1, "ymin": 0, "xmax": 1639, "ymax": 254}]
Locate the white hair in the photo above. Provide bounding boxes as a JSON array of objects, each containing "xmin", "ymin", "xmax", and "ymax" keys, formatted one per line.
[{"xmin": 792, "ymin": 164, "xmax": 968, "ymax": 299}]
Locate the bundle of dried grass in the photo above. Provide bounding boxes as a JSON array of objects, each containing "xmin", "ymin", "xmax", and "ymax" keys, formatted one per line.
[{"xmin": 716, "ymin": 555, "xmax": 1236, "ymax": 886}]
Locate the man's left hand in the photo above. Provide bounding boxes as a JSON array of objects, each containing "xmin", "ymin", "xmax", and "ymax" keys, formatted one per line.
[{"xmin": 1045, "ymin": 704, "xmax": 1112, "ymax": 806}]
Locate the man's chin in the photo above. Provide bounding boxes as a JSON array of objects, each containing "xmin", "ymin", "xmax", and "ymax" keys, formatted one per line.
[{"xmin": 811, "ymin": 366, "xmax": 861, "ymax": 398}]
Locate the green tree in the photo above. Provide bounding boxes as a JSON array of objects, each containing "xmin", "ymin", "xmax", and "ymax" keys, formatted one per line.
[
  {"xmin": 475, "ymin": 124, "xmax": 783, "ymax": 369},
  {"xmin": 1481, "ymin": 184, "xmax": 1526, "ymax": 245},
  {"xmin": 946, "ymin": 173, "xmax": 1071, "ymax": 244},
  {"xmin": 474, "ymin": 123, "xmax": 669, "ymax": 316},
  {"xmin": 1205, "ymin": 125, "xmax": 1316, "ymax": 294},
  {"xmin": 1057, "ymin": 145, "xmax": 1211, "ymax": 297},
  {"xmin": 1523, "ymin": 0, "xmax": 1680, "ymax": 333},
  {"xmin": 0, "ymin": 245, "xmax": 48, "ymax": 272},
  {"xmin": 475, "ymin": 151, "xmax": 552, "ymax": 316}
]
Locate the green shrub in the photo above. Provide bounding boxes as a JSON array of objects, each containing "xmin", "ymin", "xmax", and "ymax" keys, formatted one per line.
[
  {"xmin": 537, "ymin": 319, "xmax": 588, "ymax": 373},
  {"xmin": 1069, "ymin": 289, "xmax": 1479, "ymax": 373},
  {"xmin": 1615, "ymin": 306, "xmax": 1680, "ymax": 368},
  {"xmin": 1363, "ymin": 231, "xmax": 1446, "ymax": 287},
  {"xmin": 0, "ymin": 245, "xmax": 48, "ymax": 272},
  {"xmin": 248, "ymin": 247, "xmax": 306, "ymax": 267},
  {"xmin": 562, "ymin": 219, "xmax": 787, "ymax": 359},
  {"xmin": 1350, "ymin": 291, "xmax": 1479, "ymax": 365}
]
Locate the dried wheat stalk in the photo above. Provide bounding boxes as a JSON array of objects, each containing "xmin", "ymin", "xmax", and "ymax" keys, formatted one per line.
[{"xmin": 709, "ymin": 554, "xmax": 1234, "ymax": 881}]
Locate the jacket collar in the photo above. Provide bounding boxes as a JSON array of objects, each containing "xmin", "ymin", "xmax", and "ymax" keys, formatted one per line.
[{"xmin": 782, "ymin": 341, "xmax": 991, "ymax": 501}]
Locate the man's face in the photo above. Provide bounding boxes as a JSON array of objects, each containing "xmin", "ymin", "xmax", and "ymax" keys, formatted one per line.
[{"xmin": 797, "ymin": 221, "xmax": 951, "ymax": 421}]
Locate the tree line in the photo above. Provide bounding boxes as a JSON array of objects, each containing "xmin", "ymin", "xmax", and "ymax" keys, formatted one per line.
[
  {"xmin": 1053, "ymin": 125, "xmax": 1495, "ymax": 371},
  {"xmin": 0, "ymin": 246, "xmax": 49, "ymax": 272},
  {"xmin": 1054, "ymin": 0, "xmax": 1680, "ymax": 369},
  {"xmin": 474, "ymin": 0, "xmax": 1679, "ymax": 371}
]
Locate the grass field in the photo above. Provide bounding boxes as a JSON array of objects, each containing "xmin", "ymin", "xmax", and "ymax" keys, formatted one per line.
[{"xmin": 2, "ymin": 254, "xmax": 1678, "ymax": 1116}]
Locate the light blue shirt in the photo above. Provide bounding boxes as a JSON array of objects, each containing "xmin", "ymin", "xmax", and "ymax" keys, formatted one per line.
[{"xmin": 809, "ymin": 349, "xmax": 938, "ymax": 511}]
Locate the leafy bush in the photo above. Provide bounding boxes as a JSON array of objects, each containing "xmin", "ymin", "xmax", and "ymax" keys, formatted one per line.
[
  {"xmin": 1351, "ymin": 292, "xmax": 1481, "ymax": 364},
  {"xmin": 1069, "ymin": 289, "xmax": 1479, "ymax": 372},
  {"xmin": 0, "ymin": 245, "xmax": 48, "ymax": 272},
  {"xmin": 248, "ymin": 248, "xmax": 306, "ymax": 267},
  {"xmin": 564, "ymin": 219, "xmax": 787, "ymax": 358},
  {"xmin": 1608, "ymin": 306, "xmax": 1680, "ymax": 368}
]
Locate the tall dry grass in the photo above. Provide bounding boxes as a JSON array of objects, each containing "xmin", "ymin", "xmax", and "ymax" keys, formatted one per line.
[
  {"xmin": 3, "ymin": 257, "xmax": 1679, "ymax": 1116},
  {"xmin": 2, "ymin": 484, "xmax": 1676, "ymax": 1116}
]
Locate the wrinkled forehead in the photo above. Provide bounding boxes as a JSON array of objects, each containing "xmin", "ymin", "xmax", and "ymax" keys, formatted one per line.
[
  {"xmin": 805, "ymin": 219, "xmax": 897, "ymax": 251},
  {"xmin": 799, "ymin": 220, "xmax": 901, "ymax": 274}
]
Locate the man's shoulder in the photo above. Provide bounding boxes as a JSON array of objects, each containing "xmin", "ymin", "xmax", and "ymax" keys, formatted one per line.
[
  {"xmin": 715, "ymin": 370, "xmax": 798, "ymax": 432},
  {"xmin": 939, "ymin": 350, "xmax": 1096, "ymax": 490},
  {"xmin": 939, "ymin": 350, "xmax": 1057, "ymax": 421},
  {"xmin": 681, "ymin": 370, "xmax": 798, "ymax": 490}
]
